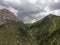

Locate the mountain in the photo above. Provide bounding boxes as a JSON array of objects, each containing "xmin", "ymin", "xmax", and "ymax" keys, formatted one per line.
[
  {"xmin": 0, "ymin": 8, "xmax": 60, "ymax": 45},
  {"xmin": 29, "ymin": 14, "xmax": 60, "ymax": 45},
  {"xmin": 0, "ymin": 9, "xmax": 32, "ymax": 45},
  {"xmin": 0, "ymin": 9, "xmax": 18, "ymax": 25}
]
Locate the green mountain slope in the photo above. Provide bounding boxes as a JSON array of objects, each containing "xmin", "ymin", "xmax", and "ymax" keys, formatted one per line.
[{"xmin": 29, "ymin": 14, "xmax": 60, "ymax": 45}]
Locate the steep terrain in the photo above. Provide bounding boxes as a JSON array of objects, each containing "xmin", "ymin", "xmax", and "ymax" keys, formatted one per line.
[
  {"xmin": 0, "ymin": 9, "xmax": 32, "ymax": 45},
  {"xmin": 0, "ymin": 8, "xmax": 60, "ymax": 45},
  {"xmin": 29, "ymin": 14, "xmax": 60, "ymax": 45}
]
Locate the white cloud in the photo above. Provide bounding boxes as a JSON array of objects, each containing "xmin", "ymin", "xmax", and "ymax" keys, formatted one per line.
[
  {"xmin": 23, "ymin": 16, "xmax": 36, "ymax": 23},
  {"xmin": 28, "ymin": 0, "xmax": 37, "ymax": 4},
  {"xmin": 40, "ymin": 0, "xmax": 47, "ymax": 4},
  {"xmin": 49, "ymin": 10, "xmax": 60, "ymax": 16},
  {"xmin": 7, "ymin": 7, "xmax": 18, "ymax": 16},
  {"xmin": 3, "ymin": 0, "xmax": 21, "ymax": 5},
  {"xmin": 31, "ymin": 19, "xmax": 36, "ymax": 23},
  {"xmin": 54, "ymin": 0, "xmax": 59, "ymax": 3},
  {"xmin": 44, "ymin": 6, "xmax": 50, "ymax": 12}
]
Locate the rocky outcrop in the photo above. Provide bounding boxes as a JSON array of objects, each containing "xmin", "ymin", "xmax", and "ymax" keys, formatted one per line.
[{"xmin": 0, "ymin": 9, "xmax": 18, "ymax": 25}]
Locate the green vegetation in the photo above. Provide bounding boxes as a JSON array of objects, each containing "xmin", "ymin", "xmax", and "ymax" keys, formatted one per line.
[
  {"xmin": 0, "ymin": 12, "xmax": 60, "ymax": 45},
  {"xmin": 28, "ymin": 14, "xmax": 60, "ymax": 45}
]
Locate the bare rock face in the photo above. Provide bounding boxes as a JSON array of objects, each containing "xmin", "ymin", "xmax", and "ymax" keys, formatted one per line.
[{"xmin": 0, "ymin": 9, "xmax": 18, "ymax": 25}]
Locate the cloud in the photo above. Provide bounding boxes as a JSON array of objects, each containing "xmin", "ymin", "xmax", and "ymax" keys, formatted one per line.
[
  {"xmin": 0, "ymin": 5, "xmax": 18, "ymax": 16},
  {"xmin": 28, "ymin": 0, "xmax": 37, "ymax": 4},
  {"xmin": 0, "ymin": 0, "xmax": 60, "ymax": 23},
  {"xmin": 3, "ymin": 0, "xmax": 21, "ymax": 6},
  {"xmin": 7, "ymin": 7, "xmax": 18, "ymax": 16},
  {"xmin": 0, "ymin": 5, "xmax": 5, "ymax": 9}
]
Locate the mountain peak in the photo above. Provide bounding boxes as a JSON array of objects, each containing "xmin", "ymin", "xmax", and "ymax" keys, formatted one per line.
[
  {"xmin": 43, "ymin": 14, "xmax": 58, "ymax": 21},
  {"xmin": 0, "ymin": 9, "xmax": 18, "ymax": 25},
  {"xmin": 29, "ymin": 14, "xmax": 60, "ymax": 45},
  {"xmin": 47, "ymin": 14, "xmax": 57, "ymax": 18}
]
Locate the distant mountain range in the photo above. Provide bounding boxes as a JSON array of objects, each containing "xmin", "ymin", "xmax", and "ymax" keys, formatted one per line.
[{"xmin": 0, "ymin": 9, "xmax": 60, "ymax": 45}]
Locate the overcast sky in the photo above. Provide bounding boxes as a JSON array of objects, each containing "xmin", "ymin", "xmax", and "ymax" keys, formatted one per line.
[{"xmin": 0, "ymin": 0, "xmax": 60, "ymax": 23}]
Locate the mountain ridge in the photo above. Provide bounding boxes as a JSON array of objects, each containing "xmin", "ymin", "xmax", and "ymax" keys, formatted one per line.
[
  {"xmin": 0, "ymin": 8, "xmax": 60, "ymax": 45},
  {"xmin": 28, "ymin": 14, "xmax": 60, "ymax": 45},
  {"xmin": 0, "ymin": 8, "xmax": 19, "ymax": 25}
]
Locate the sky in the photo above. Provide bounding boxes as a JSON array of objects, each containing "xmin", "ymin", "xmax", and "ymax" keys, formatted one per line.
[{"xmin": 0, "ymin": 0, "xmax": 60, "ymax": 23}]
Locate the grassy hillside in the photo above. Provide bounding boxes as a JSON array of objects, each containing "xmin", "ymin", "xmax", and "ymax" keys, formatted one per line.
[{"xmin": 29, "ymin": 14, "xmax": 60, "ymax": 45}]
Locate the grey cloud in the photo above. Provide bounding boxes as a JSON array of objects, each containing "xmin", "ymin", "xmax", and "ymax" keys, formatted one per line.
[
  {"xmin": 47, "ymin": 0, "xmax": 60, "ymax": 10},
  {"xmin": 0, "ymin": 0, "xmax": 60, "ymax": 23},
  {"xmin": 0, "ymin": 0, "xmax": 41, "ymax": 23},
  {"xmin": 0, "ymin": 0, "xmax": 43, "ymax": 22}
]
